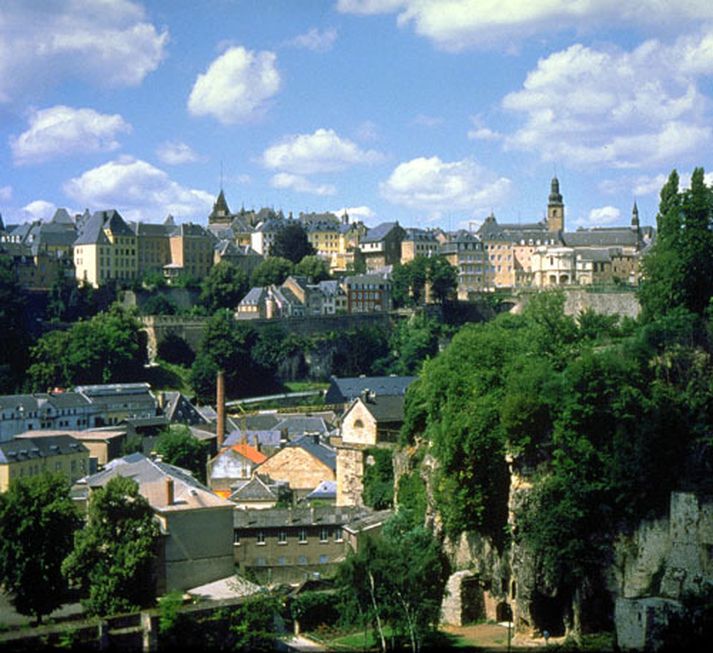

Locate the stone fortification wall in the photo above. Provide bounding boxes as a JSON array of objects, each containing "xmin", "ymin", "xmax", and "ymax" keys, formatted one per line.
[{"xmin": 514, "ymin": 288, "xmax": 640, "ymax": 318}]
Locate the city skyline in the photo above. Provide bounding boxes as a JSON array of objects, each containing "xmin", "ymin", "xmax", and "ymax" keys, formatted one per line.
[{"xmin": 1, "ymin": 1, "xmax": 713, "ymax": 230}]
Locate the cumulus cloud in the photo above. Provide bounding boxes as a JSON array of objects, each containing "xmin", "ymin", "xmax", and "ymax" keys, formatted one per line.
[
  {"xmin": 10, "ymin": 106, "xmax": 131, "ymax": 165},
  {"xmin": 503, "ymin": 31, "xmax": 713, "ymax": 168},
  {"xmin": 588, "ymin": 206, "xmax": 621, "ymax": 226},
  {"xmin": 287, "ymin": 27, "xmax": 338, "ymax": 52},
  {"xmin": 22, "ymin": 200, "xmax": 57, "ymax": 220},
  {"xmin": 262, "ymin": 128, "xmax": 383, "ymax": 175},
  {"xmin": 270, "ymin": 173, "xmax": 336, "ymax": 196},
  {"xmin": 64, "ymin": 156, "xmax": 213, "ymax": 222},
  {"xmin": 337, "ymin": 0, "xmax": 713, "ymax": 51},
  {"xmin": 188, "ymin": 46, "xmax": 280, "ymax": 124},
  {"xmin": 331, "ymin": 205, "xmax": 377, "ymax": 222},
  {"xmin": 0, "ymin": 0, "xmax": 167, "ymax": 102},
  {"xmin": 156, "ymin": 141, "xmax": 202, "ymax": 165},
  {"xmin": 380, "ymin": 156, "xmax": 511, "ymax": 214}
]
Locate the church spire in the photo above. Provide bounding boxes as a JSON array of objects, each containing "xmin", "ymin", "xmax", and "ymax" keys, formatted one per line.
[
  {"xmin": 547, "ymin": 176, "xmax": 564, "ymax": 233},
  {"xmin": 631, "ymin": 201, "xmax": 640, "ymax": 231},
  {"xmin": 209, "ymin": 189, "xmax": 232, "ymax": 225}
]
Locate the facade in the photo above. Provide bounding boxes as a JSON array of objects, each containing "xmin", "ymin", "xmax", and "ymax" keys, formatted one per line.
[
  {"xmin": 133, "ymin": 221, "xmax": 173, "ymax": 275},
  {"xmin": 401, "ymin": 228, "xmax": 440, "ymax": 263},
  {"xmin": 256, "ymin": 435, "xmax": 337, "ymax": 500},
  {"xmin": 74, "ymin": 209, "xmax": 138, "ymax": 288},
  {"xmin": 344, "ymin": 273, "xmax": 391, "ymax": 313},
  {"xmin": 74, "ymin": 383, "xmax": 158, "ymax": 427},
  {"xmin": 440, "ymin": 230, "xmax": 489, "ymax": 298},
  {"xmin": 232, "ymin": 505, "xmax": 376, "ymax": 584},
  {"xmin": 360, "ymin": 221, "xmax": 406, "ymax": 272},
  {"xmin": 207, "ymin": 443, "xmax": 267, "ymax": 497},
  {"xmin": 167, "ymin": 223, "xmax": 215, "ymax": 281},
  {"xmin": 15, "ymin": 428, "xmax": 124, "ymax": 468},
  {"xmin": 0, "ymin": 392, "xmax": 96, "ymax": 443},
  {"xmin": 0, "ymin": 434, "xmax": 89, "ymax": 492}
]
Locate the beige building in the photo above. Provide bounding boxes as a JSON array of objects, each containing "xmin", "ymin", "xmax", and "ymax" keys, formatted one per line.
[
  {"xmin": 0, "ymin": 435, "xmax": 89, "ymax": 492},
  {"xmin": 401, "ymin": 228, "xmax": 441, "ymax": 263},
  {"xmin": 15, "ymin": 429, "xmax": 125, "ymax": 468},
  {"xmin": 167, "ymin": 223, "xmax": 215, "ymax": 281},
  {"xmin": 133, "ymin": 220, "xmax": 173, "ymax": 275},
  {"xmin": 74, "ymin": 209, "xmax": 138, "ymax": 288},
  {"xmin": 440, "ymin": 230, "xmax": 489, "ymax": 299},
  {"xmin": 78, "ymin": 453, "xmax": 235, "ymax": 593}
]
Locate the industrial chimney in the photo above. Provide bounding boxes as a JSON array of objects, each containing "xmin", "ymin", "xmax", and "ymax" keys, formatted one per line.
[
  {"xmin": 165, "ymin": 477, "xmax": 174, "ymax": 506},
  {"xmin": 216, "ymin": 369, "xmax": 226, "ymax": 450}
]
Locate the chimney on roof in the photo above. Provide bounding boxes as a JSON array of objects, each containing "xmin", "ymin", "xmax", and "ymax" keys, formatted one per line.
[
  {"xmin": 165, "ymin": 477, "xmax": 174, "ymax": 506},
  {"xmin": 216, "ymin": 370, "xmax": 226, "ymax": 450},
  {"xmin": 157, "ymin": 391, "xmax": 165, "ymax": 411}
]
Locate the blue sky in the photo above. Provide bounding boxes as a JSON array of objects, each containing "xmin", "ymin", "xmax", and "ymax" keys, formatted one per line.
[{"xmin": 2, "ymin": 1, "xmax": 713, "ymax": 231}]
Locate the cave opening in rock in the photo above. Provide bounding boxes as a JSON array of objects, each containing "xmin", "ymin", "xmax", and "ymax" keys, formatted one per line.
[{"xmin": 530, "ymin": 593, "xmax": 566, "ymax": 636}]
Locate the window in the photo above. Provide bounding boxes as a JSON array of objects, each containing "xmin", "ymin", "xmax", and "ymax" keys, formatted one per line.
[
  {"xmin": 320, "ymin": 527, "xmax": 329, "ymax": 543},
  {"xmin": 234, "ymin": 532, "xmax": 241, "ymax": 545},
  {"xmin": 256, "ymin": 530, "xmax": 265, "ymax": 545},
  {"xmin": 319, "ymin": 555, "xmax": 329, "ymax": 564},
  {"xmin": 334, "ymin": 528, "xmax": 343, "ymax": 542},
  {"xmin": 298, "ymin": 528, "xmax": 307, "ymax": 543},
  {"xmin": 278, "ymin": 529, "xmax": 287, "ymax": 544},
  {"xmin": 298, "ymin": 555, "xmax": 308, "ymax": 565}
]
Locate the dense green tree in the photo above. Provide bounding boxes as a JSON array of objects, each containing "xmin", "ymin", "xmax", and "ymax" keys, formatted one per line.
[
  {"xmin": 141, "ymin": 293, "xmax": 178, "ymax": 316},
  {"xmin": 384, "ymin": 314, "xmax": 442, "ymax": 375},
  {"xmin": 337, "ymin": 515, "xmax": 449, "ymax": 653},
  {"xmin": 27, "ymin": 305, "xmax": 147, "ymax": 391},
  {"xmin": 330, "ymin": 326, "xmax": 390, "ymax": 377},
  {"xmin": 391, "ymin": 258, "xmax": 429, "ymax": 308},
  {"xmin": 363, "ymin": 448, "xmax": 394, "ymax": 510},
  {"xmin": 639, "ymin": 168, "xmax": 713, "ymax": 320},
  {"xmin": 46, "ymin": 275, "xmax": 93, "ymax": 322},
  {"xmin": 190, "ymin": 310, "xmax": 277, "ymax": 402},
  {"xmin": 62, "ymin": 476, "xmax": 160, "ymax": 616},
  {"xmin": 250, "ymin": 257, "xmax": 294, "ymax": 287},
  {"xmin": 0, "ymin": 474, "xmax": 81, "ymax": 624},
  {"xmin": 154, "ymin": 425, "xmax": 210, "ymax": 483},
  {"xmin": 270, "ymin": 222, "xmax": 315, "ymax": 263},
  {"xmin": 200, "ymin": 261, "xmax": 249, "ymax": 313},
  {"xmin": 294, "ymin": 255, "xmax": 331, "ymax": 282},
  {"xmin": 0, "ymin": 257, "xmax": 30, "ymax": 391},
  {"xmin": 157, "ymin": 332, "xmax": 196, "ymax": 367},
  {"xmin": 426, "ymin": 255, "xmax": 457, "ymax": 303}
]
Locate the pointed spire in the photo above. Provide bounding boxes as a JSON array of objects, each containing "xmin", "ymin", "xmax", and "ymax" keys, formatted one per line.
[
  {"xmin": 548, "ymin": 176, "xmax": 563, "ymax": 205},
  {"xmin": 631, "ymin": 201, "xmax": 640, "ymax": 230},
  {"xmin": 209, "ymin": 189, "xmax": 231, "ymax": 224},
  {"xmin": 164, "ymin": 214, "xmax": 175, "ymax": 226}
]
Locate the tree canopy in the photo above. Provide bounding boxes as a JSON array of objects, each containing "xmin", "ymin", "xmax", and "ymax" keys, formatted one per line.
[
  {"xmin": 154, "ymin": 425, "xmax": 210, "ymax": 483},
  {"xmin": 27, "ymin": 304, "xmax": 147, "ymax": 391},
  {"xmin": 270, "ymin": 222, "xmax": 315, "ymax": 263},
  {"xmin": 200, "ymin": 261, "xmax": 249, "ymax": 314},
  {"xmin": 294, "ymin": 255, "xmax": 331, "ymax": 282},
  {"xmin": 0, "ymin": 257, "xmax": 30, "ymax": 392},
  {"xmin": 0, "ymin": 473, "xmax": 81, "ymax": 624},
  {"xmin": 62, "ymin": 476, "xmax": 160, "ymax": 616},
  {"xmin": 250, "ymin": 257, "xmax": 294, "ymax": 287}
]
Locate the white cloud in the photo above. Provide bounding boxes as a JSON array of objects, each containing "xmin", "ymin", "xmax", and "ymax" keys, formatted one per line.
[
  {"xmin": 188, "ymin": 46, "xmax": 280, "ymax": 125},
  {"xmin": 331, "ymin": 205, "xmax": 376, "ymax": 220},
  {"xmin": 270, "ymin": 173, "xmax": 336, "ymax": 196},
  {"xmin": 22, "ymin": 200, "xmax": 57, "ymax": 220},
  {"xmin": 288, "ymin": 27, "xmax": 338, "ymax": 52},
  {"xmin": 262, "ymin": 128, "xmax": 383, "ymax": 175},
  {"xmin": 156, "ymin": 141, "xmax": 202, "ymax": 165},
  {"xmin": 10, "ymin": 106, "xmax": 131, "ymax": 165},
  {"xmin": 588, "ymin": 206, "xmax": 621, "ymax": 226},
  {"xmin": 380, "ymin": 156, "xmax": 511, "ymax": 214},
  {"xmin": 0, "ymin": 186, "xmax": 12, "ymax": 201},
  {"xmin": 468, "ymin": 127, "xmax": 502, "ymax": 141},
  {"xmin": 64, "ymin": 156, "xmax": 213, "ymax": 222},
  {"xmin": 337, "ymin": 0, "xmax": 713, "ymax": 51},
  {"xmin": 502, "ymin": 32, "xmax": 713, "ymax": 168},
  {"xmin": 0, "ymin": 0, "xmax": 167, "ymax": 102}
]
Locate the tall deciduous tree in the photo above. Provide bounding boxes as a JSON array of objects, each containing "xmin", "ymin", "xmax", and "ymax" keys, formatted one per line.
[
  {"xmin": 0, "ymin": 474, "xmax": 81, "ymax": 624},
  {"xmin": 62, "ymin": 476, "xmax": 160, "ymax": 617},
  {"xmin": 426, "ymin": 255, "xmax": 457, "ymax": 303},
  {"xmin": 250, "ymin": 257, "xmax": 294, "ymax": 287},
  {"xmin": 270, "ymin": 222, "xmax": 315, "ymax": 263},
  {"xmin": 200, "ymin": 261, "xmax": 249, "ymax": 313},
  {"xmin": 0, "ymin": 257, "xmax": 30, "ymax": 391},
  {"xmin": 294, "ymin": 255, "xmax": 331, "ymax": 282},
  {"xmin": 154, "ymin": 425, "xmax": 209, "ymax": 483}
]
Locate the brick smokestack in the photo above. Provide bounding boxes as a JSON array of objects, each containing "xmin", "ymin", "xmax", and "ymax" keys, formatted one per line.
[
  {"xmin": 165, "ymin": 477, "xmax": 174, "ymax": 506},
  {"xmin": 216, "ymin": 369, "xmax": 225, "ymax": 450}
]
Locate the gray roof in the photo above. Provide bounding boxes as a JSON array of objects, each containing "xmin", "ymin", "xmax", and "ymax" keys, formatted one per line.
[
  {"xmin": 562, "ymin": 228, "xmax": 640, "ymax": 248},
  {"xmin": 403, "ymin": 227, "xmax": 438, "ymax": 242},
  {"xmin": 287, "ymin": 435, "xmax": 336, "ymax": 472},
  {"xmin": 132, "ymin": 222, "xmax": 173, "ymax": 237},
  {"xmin": 361, "ymin": 221, "xmax": 402, "ymax": 243},
  {"xmin": 352, "ymin": 394, "xmax": 406, "ymax": 423},
  {"xmin": 305, "ymin": 480, "xmax": 337, "ymax": 501},
  {"xmin": 239, "ymin": 287, "xmax": 267, "ymax": 306},
  {"xmin": 233, "ymin": 504, "xmax": 372, "ymax": 529},
  {"xmin": 225, "ymin": 430, "xmax": 283, "ymax": 448},
  {"xmin": 74, "ymin": 210, "xmax": 133, "ymax": 246},
  {"xmin": 343, "ymin": 509, "xmax": 394, "ymax": 535},
  {"xmin": 273, "ymin": 416, "xmax": 330, "ymax": 438},
  {"xmin": 75, "ymin": 383, "xmax": 154, "ymax": 400},
  {"xmin": 0, "ymin": 435, "xmax": 88, "ymax": 464},
  {"xmin": 229, "ymin": 475, "xmax": 278, "ymax": 502},
  {"xmin": 162, "ymin": 392, "xmax": 209, "ymax": 426},
  {"xmin": 325, "ymin": 375, "xmax": 416, "ymax": 404},
  {"xmin": 0, "ymin": 391, "xmax": 92, "ymax": 413}
]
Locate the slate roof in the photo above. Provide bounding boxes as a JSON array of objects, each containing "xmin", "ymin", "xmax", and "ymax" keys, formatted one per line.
[
  {"xmin": 562, "ymin": 228, "xmax": 640, "ymax": 248},
  {"xmin": 325, "ymin": 375, "xmax": 416, "ymax": 404},
  {"xmin": 239, "ymin": 287, "xmax": 267, "ymax": 306},
  {"xmin": 353, "ymin": 394, "xmax": 406, "ymax": 423},
  {"xmin": 361, "ymin": 221, "xmax": 401, "ymax": 243},
  {"xmin": 305, "ymin": 480, "xmax": 337, "ymax": 501},
  {"xmin": 286, "ymin": 435, "xmax": 336, "ymax": 472},
  {"xmin": 233, "ymin": 504, "xmax": 371, "ymax": 529},
  {"xmin": 342, "ymin": 509, "xmax": 393, "ymax": 535},
  {"xmin": 0, "ymin": 435, "xmax": 88, "ymax": 463},
  {"xmin": 162, "ymin": 391, "xmax": 208, "ymax": 426},
  {"xmin": 0, "ymin": 391, "xmax": 92, "ymax": 414},
  {"xmin": 229, "ymin": 475, "xmax": 278, "ymax": 502},
  {"xmin": 74, "ymin": 210, "xmax": 134, "ymax": 246},
  {"xmin": 273, "ymin": 416, "xmax": 330, "ymax": 438},
  {"xmin": 218, "ymin": 442, "xmax": 267, "ymax": 465},
  {"xmin": 84, "ymin": 453, "xmax": 230, "ymax": 511},
  {"xmin": 131, "ymin": 222, "xmax": 173, "ymax": 237},
  {"xmin": 403, "ymin": 227, "xmax": 438, "ymax": 242},
  {"xmin": 224, "ymin": 429, "xmax": 283, "ymax": 449},
  {"xmin": 50, "ymin": 208, "xmax": 75, "ymax": 225}
]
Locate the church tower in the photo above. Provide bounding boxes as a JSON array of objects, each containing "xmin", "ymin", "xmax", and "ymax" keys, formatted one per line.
[
  {"xmin": 547, "ymin": 176, "xmax": 565, "ymax": 233},
  {"xmin": 208, "ymin": 190, "xmax": 232, "ymax": 225},
  {"xmin": 631, "ymin": 201, "xmax": 640, "ymax": 231}
]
